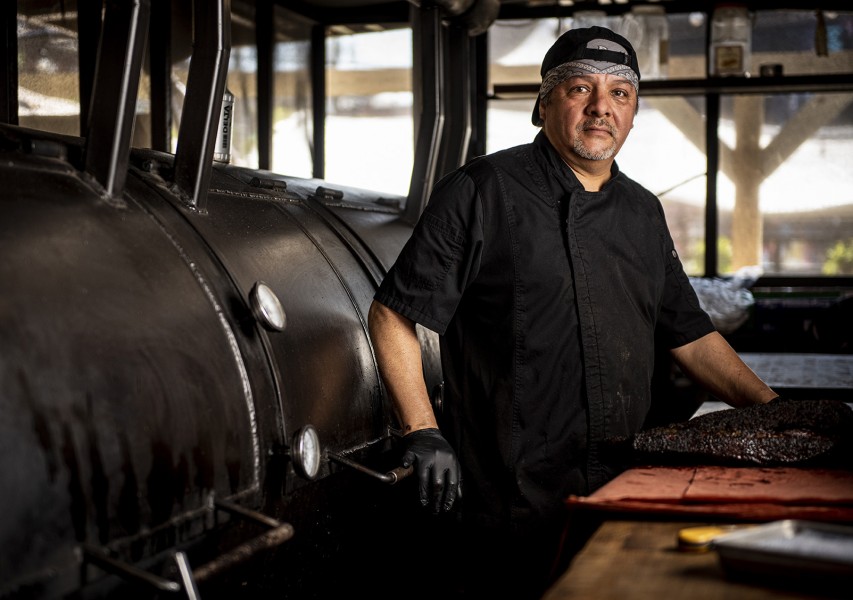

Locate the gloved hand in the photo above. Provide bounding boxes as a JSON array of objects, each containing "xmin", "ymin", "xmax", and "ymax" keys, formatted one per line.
[{"xmin": 401, "ymin": 428, "xmax": 461, "ymax": 513}]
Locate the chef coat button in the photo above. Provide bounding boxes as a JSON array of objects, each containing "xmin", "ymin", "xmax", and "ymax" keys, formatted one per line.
[{"xmin": 671, "ymin": 250, "xmax": 678, "ymax": 258}]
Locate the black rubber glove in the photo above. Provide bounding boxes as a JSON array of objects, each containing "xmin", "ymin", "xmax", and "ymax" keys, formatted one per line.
[{"xmin": 401, "ymin": 428, "xmax": 461, "ymax": 513}]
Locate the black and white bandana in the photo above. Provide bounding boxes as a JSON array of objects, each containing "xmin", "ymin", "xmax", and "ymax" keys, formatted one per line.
[{"xmin": 538, "ymin": 37, "xmax": 640, "ymax": 102}]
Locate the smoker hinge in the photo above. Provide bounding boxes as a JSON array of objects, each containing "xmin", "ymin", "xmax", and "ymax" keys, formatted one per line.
[
  {"xmin": 249, "ymin": 176, "xmax": 287, "ymax": 192},
  {"xmin": 314, "ymin": 185, "xmax": 344, "ymax": 200}
]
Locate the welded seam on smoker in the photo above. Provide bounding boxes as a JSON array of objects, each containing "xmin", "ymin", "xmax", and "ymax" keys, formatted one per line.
[
  {"xmin": 129, "ymin": 190, "xmax": 262, "ymax": 490},
  {"xmin": 273, "ymin": 200, "xmax": 385, "ymax": 408}
]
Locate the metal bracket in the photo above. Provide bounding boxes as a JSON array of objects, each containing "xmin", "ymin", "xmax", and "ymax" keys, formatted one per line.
[
  {"xmin": 82, "ymin": 544, "xmax": 184, "ymax": 596},
  {"xmin": 192, "ymin": 499, "xmax": 294, "ymax": 584},
  {"xmin": 81, "ymin": 497, "xmax": 294, "ymax": 596}
]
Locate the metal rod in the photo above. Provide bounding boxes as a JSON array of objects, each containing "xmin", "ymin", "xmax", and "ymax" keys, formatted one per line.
[
  {"xmin": 83, "ymin": 498, "xmax": 295, "ymax": 593},
  {"xmin": 77, "ymin": 0, "xmax": 102, "ymax": 134},
  {"xmin": 191, "ymin": 524, "xmax": 295, "ymax": 583},
  {"xmin": 172, "ymin": 0, "xmax": 232, "ymax": 210},
  {"xmin": 705, "ymin": 92, "xmax": 720, "ymax": 277},
  {"xmin": 84, "ymin": 0, "xmax": 151, "ymax": 198},
  {"xmin": 214, "ymin": 498, "xmax": 282, "ymax": 529},
  {"xmin": 310, "ymin": 24, "xmax": 326, "ymax": 179},
  {"xmin": 82, "ymin": 544, "xmax": 182, "ymax": 593},
  {"xmin": 149, "ymin": 0, "xmax": 172, "ymax": 152},
  {"xmin": 174, "ymin": 551, "xmax": 201, "ymax": 600},
  {"xmin": 435, "ymin": 23, "xmax": 472, "ymax": 181},
  {"xmin": 404, "ymin": 2, "xmax": 445, "ymax": 225},
  {"xmin": 256, "ymin": 0, "xmax": 274, "ymax": 170},
  {"xmin": 0, "ymin": 0, "xmax": 18, "ymax": 125}
]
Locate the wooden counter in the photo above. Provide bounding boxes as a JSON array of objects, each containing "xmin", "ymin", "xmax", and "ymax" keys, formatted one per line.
[
  {"xmin": 543, "ymin": 520, "xmax": 845, "ymax": 600},
  {"xmin": 546, "ymin": 466, "xmax": 853, "ymax": 599}
]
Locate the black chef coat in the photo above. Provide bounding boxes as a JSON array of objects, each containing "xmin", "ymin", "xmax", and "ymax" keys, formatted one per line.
[{"xmin": 375, "ymin": 131, "xmax": 714, "ymax": 532}]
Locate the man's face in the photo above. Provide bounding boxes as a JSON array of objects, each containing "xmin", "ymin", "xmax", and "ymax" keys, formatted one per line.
[{"xmin": 540, "ymin": 73, "xmax": 637, "ymax": 167}]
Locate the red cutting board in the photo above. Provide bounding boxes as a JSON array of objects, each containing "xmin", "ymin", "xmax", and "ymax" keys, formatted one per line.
[{"xmin": 566, "ymin": 466, "xmax": 853, "ymax": 522}]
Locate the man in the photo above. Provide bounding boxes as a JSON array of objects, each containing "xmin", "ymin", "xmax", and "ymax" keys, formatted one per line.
[{"xmin": 368, "ymin": 26, "xmax": 777, "ymax": 598}]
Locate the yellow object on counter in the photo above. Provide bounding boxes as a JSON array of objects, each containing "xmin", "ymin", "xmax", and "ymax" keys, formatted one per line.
[{"xmin": 677, "ymin": 525, "xmax": 754, "ymax": 553}]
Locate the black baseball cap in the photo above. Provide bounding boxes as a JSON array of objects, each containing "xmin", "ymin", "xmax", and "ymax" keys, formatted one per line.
[{"xmin": 532, "ymin": 26, "xmax": 640, "ymax": 126}]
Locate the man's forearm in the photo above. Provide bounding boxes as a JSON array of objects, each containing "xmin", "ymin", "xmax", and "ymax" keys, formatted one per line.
[
  {"xmin": 368, "ymin": 300, "xmax": 437, "ymax": 432},
  {"xmin": 670, "ymin": 331, "xmax": 777, "ymax": 407}
]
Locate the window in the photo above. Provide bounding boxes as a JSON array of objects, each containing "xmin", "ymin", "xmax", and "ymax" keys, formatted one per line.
[
  {"xmin": 271, "ymin": 9, "xmax": 313, "ymax": 179},
  {"xmin": 324, "ymin": 26, "xmax": 413, "ymax": 196},
  {"xmin": 619, "ymin": 96, "xmax": 708, "ymax": 274},
  {"xmin": 486, "ymin": 9, "xmax": 853, "ymax": 278},
  {"xmin": 18, "ymin": 3, "xmax": 81, "ymax": 136},
  {"xmin": 718, "ymin": 91, "xmax": 853, "ymax": 275}
]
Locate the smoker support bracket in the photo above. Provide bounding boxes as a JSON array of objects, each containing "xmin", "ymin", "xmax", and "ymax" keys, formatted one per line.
[{"xmin": 81, "ymin": 498, "xmax": 294, "ymax": 597}]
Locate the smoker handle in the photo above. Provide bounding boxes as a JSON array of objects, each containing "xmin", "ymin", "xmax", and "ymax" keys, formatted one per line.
[{"xmin": 327, "ymin": 451, "xmax": 413, "ymax": 484}]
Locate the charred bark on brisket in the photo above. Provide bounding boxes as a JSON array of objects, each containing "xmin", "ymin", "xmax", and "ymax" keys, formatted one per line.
[{"xmin": 618, "ymin": 398, "xmax": 853, "ymax": 468}]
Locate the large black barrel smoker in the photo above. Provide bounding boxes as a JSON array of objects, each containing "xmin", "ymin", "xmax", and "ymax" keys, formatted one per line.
[{"xmin": 0, "ymin": 0, "xmax": 466, "ymax": 597}]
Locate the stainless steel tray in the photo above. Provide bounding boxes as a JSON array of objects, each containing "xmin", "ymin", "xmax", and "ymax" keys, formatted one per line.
[{"xmin": 712, "ymin": 519, "xmax": 853, "ymax": 583}]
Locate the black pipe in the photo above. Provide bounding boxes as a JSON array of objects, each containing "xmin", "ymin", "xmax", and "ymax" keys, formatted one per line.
[
  {"xmin": 705, "ymin": 93, "xmax": 720, "ymax": 277},
  {"xmin": 404, "ymin": 3, "xmax": 445, "ymax": 225},
  {"xmin": 435, "ymin": 23, "xmax": 473, "ymax": 181},
  {"xmin": 0, "ymin": 0, "xmax": 18, "ymax": 125},
  {"xmin": 84, "ymin": 0, "xmax": 150, "ymax": 199},
  {"xmin": 172, "ymin": 0, "xmax": 232, "ymax": 211},
  {"xmin": 310, "ymin": 24, "xmax": 326, "ymax": 179},
  {"xmin": 470, "ymin": 31, "xmax": 488, "ymax": 161},
  {"xmin": 256, "ymin": 0, "xmax": 274, "ymax": 170},
  {"xmin": 149, "ymin": 0, "xmax": 172, "ymax": 152},
  {"xmin": 78, "ymin": 1, "xmax": 102, "ymax": 135}
]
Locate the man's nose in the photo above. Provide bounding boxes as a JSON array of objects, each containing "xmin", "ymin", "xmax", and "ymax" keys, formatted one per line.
[{"xmin": 586, "ymin": 90, "xmax": 611, "ymax": 116}]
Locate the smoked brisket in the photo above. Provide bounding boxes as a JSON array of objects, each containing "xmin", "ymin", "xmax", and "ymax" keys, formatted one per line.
[{"xmin": 621, "ymin": 398, "xmax": 853, "ymax": 467}]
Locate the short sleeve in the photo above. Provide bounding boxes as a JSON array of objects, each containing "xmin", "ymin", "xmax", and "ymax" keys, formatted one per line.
[
  {"xmin": 374, "ymin": 170, "xmax": 483, "ymax": 334},
  {"xmin": 656, "ymin": 239, "xmax": 716, "ymax": 348}
]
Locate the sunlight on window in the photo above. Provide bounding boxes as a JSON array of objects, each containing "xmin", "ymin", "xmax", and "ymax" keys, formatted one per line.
[{"xmin": 324, "ymin": 28, "xmax": 414, "ymax": 196}]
